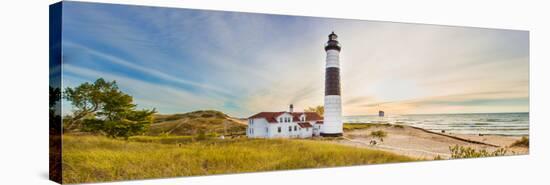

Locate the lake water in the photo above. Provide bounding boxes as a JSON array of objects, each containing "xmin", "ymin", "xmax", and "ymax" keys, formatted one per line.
[{"xmin": 344, "ymin": 112, "xmax": 529, "ymax": 136}]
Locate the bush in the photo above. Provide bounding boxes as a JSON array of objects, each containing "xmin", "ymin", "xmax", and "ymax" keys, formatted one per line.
[
  {"xmin": 393, "ymin": 125, "xmax": 404, "ymax": 129},
  {"xmin": 510, "ymin": 136, "xmax": 529, "ymax": 147},
  {"xmin": 370, "ymin": 130, "xmax": 388, "ymax": 141},
  {"xmin": 449, "ymin": 145, "xmax": 507, "ymax": 159}
]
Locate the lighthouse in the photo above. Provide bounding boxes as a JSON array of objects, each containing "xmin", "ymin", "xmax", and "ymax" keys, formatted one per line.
[{"xmin": 322, "ymin": 32, "xmax": 343, "ymax": 136}]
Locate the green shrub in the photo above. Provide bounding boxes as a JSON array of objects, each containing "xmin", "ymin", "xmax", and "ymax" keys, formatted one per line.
[
  {"xmin": 449, "ymin": 145, "xmax": 507, "ymax": 159},
  {"xmin": 370, "ymin": 130, "xmax": 388, "ymax": 141}
]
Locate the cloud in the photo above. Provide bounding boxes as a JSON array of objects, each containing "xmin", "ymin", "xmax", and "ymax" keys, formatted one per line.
[
  {"xmin": 63, "ymin": 64, "xmax": 223, "ymax": 115},
  {"xmin": 61, "ymin": 2, "xmax": 529, "ymax": 116},
  {"xmin": 63, "ymin": 42, "xmax": 230, "ymax": 95}
]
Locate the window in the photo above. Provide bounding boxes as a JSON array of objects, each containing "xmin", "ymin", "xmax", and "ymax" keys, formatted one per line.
[
  {"xmin": 294, "ymin": 126, "xmax": 297, "ymax": 131},
  {"xmin": 279, "ymin": 117, "xmax": 282, "ymax": 123},
  {"xmin": 306, "ymin": 128, "xmax": 309, "ymax": 131},
  {"xmin": 289, "ymin": 126, "xmax": 292, "ymax": 132},
  {"xmin": 266, "ymin": 127, "xmax": 268, "ymax": 133},
  {"xmin": 250, "ymin": 119, "xmax": 253, "ymax": 126},
  {"xmin": 278, "ymin": 127, "xmax": 281, "ymax": 133}
]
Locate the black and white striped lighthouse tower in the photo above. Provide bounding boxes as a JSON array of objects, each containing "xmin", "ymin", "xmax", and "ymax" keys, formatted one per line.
[{"xmin": 321, "ymin": 32, "xmax": 343, "ymax": 137}]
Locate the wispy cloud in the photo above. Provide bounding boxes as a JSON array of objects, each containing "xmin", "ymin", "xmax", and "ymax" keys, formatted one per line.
[
  {"xmin": 61, "ymin": 2, "xmax": 529, "ymax": 117},
  {"xmin": 63, "ymin": 64, "xmax": 224, "ymax": 115},
  {"xmin": 63, "ymin": 42, "xmax": 230, "ymax": 95}
]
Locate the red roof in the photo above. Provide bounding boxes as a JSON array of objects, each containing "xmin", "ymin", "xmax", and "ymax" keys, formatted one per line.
[
  {"xmin": 297, "ymin": 122, "xmax": 313, "ymax": 128},
  {"xmin": 299, "ymin": 112, "xmax": 323, "ymax": 121},
  {"xmin": 315, "ymin": 121, "xmax": 324, "ymax": 124},
  {"xmin": 248, "ymin": 111, "xmax": 323, "ymax": 123}
]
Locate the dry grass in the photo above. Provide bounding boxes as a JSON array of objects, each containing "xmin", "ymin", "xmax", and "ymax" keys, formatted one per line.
[
  {"xmin": 343, "ymin": 123, "xmax": 374, "ymax": 131},
  {"xmin": 510, "ymin": 136, "xmax": 529, "ymax": 148},
  {"xmin": 149, "ymin": 110, "xmax": 246, "ymax": 136},
  {"xmin": 62, "ymin": 135, "xmax": 414, "ymax": 183}
]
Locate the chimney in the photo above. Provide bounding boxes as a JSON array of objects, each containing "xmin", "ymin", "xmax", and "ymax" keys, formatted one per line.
[{"xmin": 289, "ymin": 104, "xmax": 294, "ymax": 113}]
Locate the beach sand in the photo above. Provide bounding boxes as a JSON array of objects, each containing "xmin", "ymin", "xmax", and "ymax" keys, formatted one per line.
[{"xmin": 333, "ymin": 124, "xmax": 528, "ymax": 160}]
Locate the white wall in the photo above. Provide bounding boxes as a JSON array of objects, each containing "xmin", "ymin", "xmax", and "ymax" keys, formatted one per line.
[
  {"xmin": 299, "ymin": 126, "xmax": 313, "ymax": 138},
  {"xmin": 247, "ymin": 118, "xmax": 269, "ymax": 138},
  {"xmin": 323, "ymin": 95, "xmax": 343, "ymax": 134}
]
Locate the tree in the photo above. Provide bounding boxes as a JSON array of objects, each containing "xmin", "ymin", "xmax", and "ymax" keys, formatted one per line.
[
  {"xmin": 49, "ymin": 86, "xmax": 62, "ymax": 133},
  {"xmin": 63, "ymin": 78, "xmax": 116, "ymax": 130},
  {"xmin": 305, "ymin": 105, "xmax": 324, "ymax": 116},
  {"xmin": 64, "ymin": 78, "xmax": 156, "ymax": 139},
  {"xmin": 82, "ymin": 109, "xmax": 155, "ymax": 139}
]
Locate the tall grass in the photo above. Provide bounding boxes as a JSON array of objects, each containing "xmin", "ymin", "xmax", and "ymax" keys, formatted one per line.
[
  {"xmin": 62, "ymin": 135, "xmax": 414, "ymax": 183},
  {"xmin": 449, "ymin": 145, "xmax": 507, "ymax": 159},
  {"xmin": 510, "ymin": 136, "xmax": 529, "ymax": 148}
]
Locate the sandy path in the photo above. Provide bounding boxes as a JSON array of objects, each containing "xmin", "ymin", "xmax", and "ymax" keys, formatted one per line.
[
  {"xmin": 341, "ymin": 136, "xmax": 451, "ymax": 158},
  {"xmin": 228, "ymin": 117, "xmax": 248, "ymax": 125}
]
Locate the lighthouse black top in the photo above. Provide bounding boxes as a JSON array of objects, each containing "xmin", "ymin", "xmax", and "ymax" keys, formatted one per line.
[
  {"xmin": 325, "ymin": 32, "xmax": 341, "ymax": 96},
  {"xmin": 324, "ymin": 32, "xmax": 341, "ymax": 51}
]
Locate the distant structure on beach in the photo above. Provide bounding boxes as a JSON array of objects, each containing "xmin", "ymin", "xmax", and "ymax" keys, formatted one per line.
[
  {"xmin": 247, "ymin": 32, "xmax": 344, "ymax": 138},
  {"xmin": 379, "ymin": 110, "xmax": 385, "ymax": 117},
  {"xmin": 246, "ymin": 104, "xmax": 323, "ymax": 138}
]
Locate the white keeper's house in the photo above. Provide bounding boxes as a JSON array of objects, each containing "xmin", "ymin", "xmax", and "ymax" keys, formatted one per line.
[{"xmin": 246, "ymin": 104, "xmax": 323, "ymax": 138}]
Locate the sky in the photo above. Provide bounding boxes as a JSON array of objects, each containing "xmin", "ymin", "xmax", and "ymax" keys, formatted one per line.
[{"xmin": 60, "ymin": 2, "xmax": 529, "ymax": 117}]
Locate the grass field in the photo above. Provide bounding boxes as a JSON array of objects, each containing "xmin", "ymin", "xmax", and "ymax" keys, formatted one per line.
[{"xmin": 62, "ymin": 135, "xmax": 414, "ymax": 183}]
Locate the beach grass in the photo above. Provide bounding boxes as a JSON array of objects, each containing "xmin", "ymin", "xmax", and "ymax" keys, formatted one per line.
[
  {"xmin": 62, "ymin": 135, "xmax": 414, "ymax": 183},
  {"xmin": 343, "ymin": 122, "xmax": 404, "ymax": 131},
  {"xmin": 510, "ymin": 136, "xmax": 529, "ymax": 148},
  {"xmin": 343, "ymin": 123, "xmax": 374, "ymax": 131}
]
